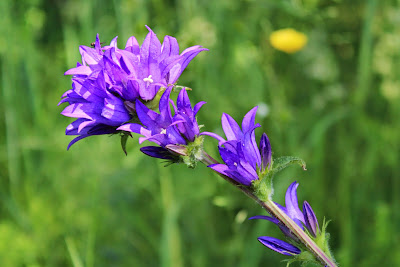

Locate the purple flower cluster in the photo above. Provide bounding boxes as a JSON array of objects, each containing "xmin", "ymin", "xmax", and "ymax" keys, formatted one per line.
[
  {"xmin": 250, "ymin": 181, "xmax": 320, "ymax": 256},
  {"xmin": 59, "ymin": 26, "xmax": 207, "ymax": 149},
  {"xmin": 118, "ymin": 87, "xmax": 205, "ymax": 159},
  {"xmin": 204, "ymin": 107, "xmax": 272, "ymax": 186}
]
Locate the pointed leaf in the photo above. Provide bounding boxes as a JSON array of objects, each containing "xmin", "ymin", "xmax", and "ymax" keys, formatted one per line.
[{"xmin": 268, "ymin": 156, "xmax": 307, "ymax": 180}]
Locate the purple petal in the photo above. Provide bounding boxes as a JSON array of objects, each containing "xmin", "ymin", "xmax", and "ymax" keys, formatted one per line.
[
  {"xmin": 176, "ymin": 89, "xmax": 193, "ymax": 115},
  {"xmin": 65, "ymin": 119, "xmax": 92, "ymax": 135},
  {"xmin": 174, "ymin": 114, "xmax": 197, "ymax": 141},
  {"xmin": 167, "ymin": 47, "xmax": 208, "ymax": 84},
  {"xmin": 221, "ymin": 113, "xmax": 242, "ymax": 141},
  {"xmin": 125, "ymin": 36, "xmax": 140, "ymax": 54},
  {"xmin": 79, "ymin": 45, "xmax": 102, "ymax": 65},
  {"xmin": 193, "ymin": 101, "xmax": 206, "ymax": 116},
  {"xmin": 259, "ymin": 133, "xmax": 272, "ymax": 171},
  {"xmin": 109, "ymin": 36, "xmax": 118, "ymax": 48},
  {"xmin": 248, "ymin": 215, "xmax": 280, "ymax": 225},
  {"xmin": 218, "ymin": 146, "xmax": 258, "ymax": 185},
  {"xmin": 303, "ymin": 201, "xmax": 320, "ymax": 237},
  {"xmin": 67, "ymin": 135, "xmax": 90, "ymax": 150},
  {"xmin": 257, "ymin": 236, "xmax": 301, "ymax": 256},
  {"xmin": 101, "ymin": 95, "xmax": 130, "ymax": 123},
  {"xmin": 140, "ymin": 146, "xmax": 176, "ymax": 160},
  {"xmin": 66, "ymin": 123, "xmax": 117, "ymax": 150},
  {"xmin": 58, "ymin": 90, "xmax": 85, "ymax": 105},
  {"xmin": 208, "ymin": 163, "xmax": 230, "ymax": 176},
  {"xmin": 93, "ymin": 33, "xmax": 102, "ymax": 53},
  {"xmin": 140, "ymin": 26, "xmax": 162, "ymax": 80},
  {"xmin": 241, "ymin": 106, "xmax": 258, "ymax": 132},
  {"xmin": 64, "ymin": 65, "xmax": 92, "ymax": 76},
  {"xmin": 117, "ymin": 123, "xmax": 146, "ymax": 134},
  {"xmin": 242, "ymin": 127, "xmax": 262, "ymax": 170},
  {"xmin": 158, "ymin": 87, "xmax": 173, "ymax": 123},
  {"xmin": 61, "ymin": 103, "xmax": 101, "ymax": 120},
  {"xmin": 118, "ymin": 49, "xmax": 139, "ymax": 77},
  {"xmin": 160, "ymin": 35, "xmax": 180, "ymax": 60},
  {"xmin": 285, "ymin": 182, "xmax": 305, "ymax": 224},
  {"xmin": 200, "ymin": 132, "xmax": 226, "ymax": 143},
  {"xmin": 159, "ymin": 55, "xmax": 182, "ymax": 79},
  {"xmin": 135, "ymin": 100, "xmax": 160, "ymax": 129}
]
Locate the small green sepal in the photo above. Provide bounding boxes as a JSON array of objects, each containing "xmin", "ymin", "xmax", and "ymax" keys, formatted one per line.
[
  {"xmin": 120, "ymin": 132, "xmax": 132, "ymax": 155},
  {"xmin": 285, "ymin": 250, "xmax": 323, "ymax": 267},
  {"xmin": 252, "ymin": 179, "xmax": 272, "ymax": 202},
  {"xmin": 145, "ymin": 87, "xmax": 167, "ymax": 110},
  {"xmin": 180, "ymin": 136, "xmax": 205, "ymax": 169}
]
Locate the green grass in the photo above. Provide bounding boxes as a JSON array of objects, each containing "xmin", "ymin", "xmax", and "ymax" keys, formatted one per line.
[{"xmin": 1, "ymin": 0, "xmax": 400, "ymax": 266}]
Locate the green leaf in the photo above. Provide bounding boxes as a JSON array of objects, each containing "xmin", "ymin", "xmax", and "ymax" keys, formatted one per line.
[
  {"xmin": 120, "ymin": 133, "xmax": 129, "ymax": 156},
  {"xmin": 145, "ymin": 87, "xmax": 166, "ymax": 110},
  {"xmin": 268, "ymin": 156, "xmax": 307, "ymax": 179}
]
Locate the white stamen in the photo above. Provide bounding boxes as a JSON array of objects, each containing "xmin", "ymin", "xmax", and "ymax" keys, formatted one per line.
[
  {"xmin": 160, "ymin": 128, "xmax": 167, "ymax": 134},
  {"xmin": 143, "ymin": 75, "xmax": 153, "ymax": 83}
]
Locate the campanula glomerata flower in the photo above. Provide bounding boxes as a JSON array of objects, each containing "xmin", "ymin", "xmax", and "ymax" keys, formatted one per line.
[
  {"xmin": 203, "ymin": 107, "xmax": 272, "ymax": 186},
  {"xmin": 59, "ymin": 26, "xmax": 207, "ymax": 149},
  {"xmin": 249, "ymin": 181, "xmax": 320, "ymax": 255},
  {"xmin": 117, "ymin": 87, "xmax": 205, "ymax": 159}
]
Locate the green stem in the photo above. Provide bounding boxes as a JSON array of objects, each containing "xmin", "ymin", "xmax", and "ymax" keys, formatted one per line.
[{"xmin": 200, "ymin": 151, "xmax": 337, "ymax": 267}]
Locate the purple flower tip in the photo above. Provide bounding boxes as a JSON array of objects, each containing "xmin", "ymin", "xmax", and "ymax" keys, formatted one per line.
[
  {"xmin": 303, "ymin": 201, "xmax": 320, "ymax": 237},
  {"xmin": 258, "ymin": 236, "xmax": 301, "ymax": 256}
]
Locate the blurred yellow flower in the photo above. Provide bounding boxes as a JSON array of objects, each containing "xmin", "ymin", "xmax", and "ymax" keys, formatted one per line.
[{"xmin": 269, "ymin": 28, "xmax": 308, "ymax": 53}]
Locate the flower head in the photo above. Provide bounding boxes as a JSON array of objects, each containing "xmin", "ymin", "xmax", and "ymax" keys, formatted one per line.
[
  {"xmin": 117, "ymin": 87, "xmax": 205, "ymax": 160},
  {"xmin": 59, "ymin": 26, "xmax": 207, "ymax": 149},
  {"xmin": 249, "ymin": 181, "xmax": 320, "ymax": 255},
  {"xmin": 203, "ymin": 107, "xmax": 272, "ymax": 186}
]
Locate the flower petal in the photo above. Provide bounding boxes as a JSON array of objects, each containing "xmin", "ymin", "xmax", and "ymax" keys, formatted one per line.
[
  {"xmin": 248, "ymin": 215, "xmax": 280, "ymax": 225},
  {"xmin": 303, "ymin": 201, "xmax": 320, "ymax": 237},
  {"xmin": 259, "ymin": 133, "xmax": 272, "ymax": 171},
  {"xmin": 140, "ymin": 146, "xmax": 177, "ymax": 160},
  {"xmin": 285, "ymin": 181, "xmax": 305, "ymax": 224},
  {"xmin": 257, "ymin": 236, "xmax": 301, "ymax": 256},
  {"xmin": 241, "ymin": 106, "xmax": 258, "ymax": 133},
  {"xmin": 221, "ymin": 113, "xmax": 242, "ymax": 141}
]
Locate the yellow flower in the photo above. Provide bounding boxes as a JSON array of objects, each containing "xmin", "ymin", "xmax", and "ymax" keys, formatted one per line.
[{"xmin": 269, "ymin": 28, "xmax": 308, "ymax": 54}]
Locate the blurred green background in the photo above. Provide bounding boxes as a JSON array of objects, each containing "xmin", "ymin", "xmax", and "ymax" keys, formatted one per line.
[{"xmin": 1, "ymin": 0, "xmax": 399, "ymax": 266}]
